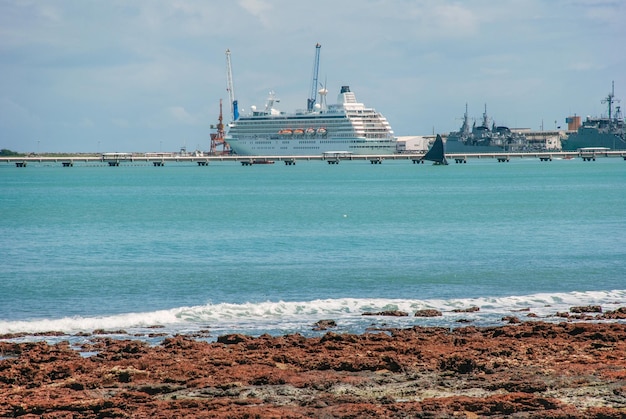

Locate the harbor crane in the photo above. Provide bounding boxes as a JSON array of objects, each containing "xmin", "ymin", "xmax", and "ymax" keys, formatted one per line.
[
  {"xmin": 210, "ymin": 99, "xmax": 230, "ymax": 155},
  {"xmin": 225, "ymin": 49, "xmax": 239, "ymax": 121},
  {"xmin": 307, "ymin": 43, "xmax": 321, "ymax": 112}
]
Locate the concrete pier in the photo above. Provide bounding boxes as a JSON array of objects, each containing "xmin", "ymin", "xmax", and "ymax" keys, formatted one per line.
[{"xmin": 2, "ymin": 150, "xmax": 626, "ymax": 167}]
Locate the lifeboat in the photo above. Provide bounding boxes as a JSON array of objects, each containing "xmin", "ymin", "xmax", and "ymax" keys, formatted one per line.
[
  {"xmin": 279, "ymin": 129, "xmax": 293, "ymax": 136},
  {"xmin": 317, "ymin": 127, "xmax": 327, "ymax": 136},
  {"xmin": 293, "ymin": 128, "xmax": 304, "ymax": 136},
  {"xmin": 305, "ymin": 127, "xmax": 316, "ymax": 136}
]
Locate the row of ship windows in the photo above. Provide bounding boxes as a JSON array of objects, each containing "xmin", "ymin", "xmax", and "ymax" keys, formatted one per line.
[
  {"xmin": 236, "ymin": 130, "xmax": 390, "ymax": 137},
  {"xmin": 235, "ymin": 119, "xmax": 387, "ymax": 130},
  {"xmin": 237, "ymin": 114, "xmax": 380, "ymax": 123},
  {"xmin": 242, "ymin": 138, "xmax": 394, "ymax": 145},
  {"xmin": 241, "ymin": 134, "xmax": 391, "ymax": 142},
  {"xmin": 249, "ymin": 145, "xmax": 393, "ymax": 151}
]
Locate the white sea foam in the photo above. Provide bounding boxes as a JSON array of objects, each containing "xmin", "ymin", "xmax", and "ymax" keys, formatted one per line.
[{"xmin": 1, "ymin": 290, "xmax": 624, "ymax": 337}]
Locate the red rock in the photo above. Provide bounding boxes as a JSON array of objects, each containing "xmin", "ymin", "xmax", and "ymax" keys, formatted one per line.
[{"xmin": 1, "ymin": 322, "xmax": 625, "ymax": 418}]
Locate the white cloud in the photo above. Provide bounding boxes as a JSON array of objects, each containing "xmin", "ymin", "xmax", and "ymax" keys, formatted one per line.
[{"xmin": 237, "ymin": 0, "xmax": 273, "ymax": 27}]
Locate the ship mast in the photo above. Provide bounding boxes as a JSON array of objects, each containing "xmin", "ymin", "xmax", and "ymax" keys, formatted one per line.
[
  {"xmin": 482, "ymin": 104, "xmax": 489, "ymax": 128},
  {"xmin": 461, "ymin": 103, "xmax": 470, "ymax": 134},
  {"xmin": 601, "ymin": 80, "xmax": 620, "ymax": 120}
]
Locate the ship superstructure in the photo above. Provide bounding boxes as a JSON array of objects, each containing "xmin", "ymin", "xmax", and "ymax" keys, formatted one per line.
[
  {"xmin": 225, "ymin": 86, "xmax": 397, "ymax": 156},
  {"xmin": 446, "ymin": 104, "xmax": 532, "ymax": 152},
  {"xmin": 562, "ymin": 82, "xmax": 626, "ymax": 150}
]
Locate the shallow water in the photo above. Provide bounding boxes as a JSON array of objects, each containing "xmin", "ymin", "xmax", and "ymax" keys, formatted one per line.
[{"xmin": 1, "ymin": 157, "xmax": 625, "ymax": 341}]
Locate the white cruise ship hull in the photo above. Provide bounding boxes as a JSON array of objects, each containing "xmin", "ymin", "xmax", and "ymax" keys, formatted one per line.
[{"xmin": 226, "ymin": 137, "xmax": 397, "ymax": 156}]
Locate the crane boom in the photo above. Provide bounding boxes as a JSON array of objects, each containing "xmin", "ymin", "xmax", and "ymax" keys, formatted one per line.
[
  {"xmin": 307, "ymin": 43, "xmax": 321, "ymax": 112},
  {"xmin": 225, "ymin": 49, "xmax": 239, "ymax": 121}
]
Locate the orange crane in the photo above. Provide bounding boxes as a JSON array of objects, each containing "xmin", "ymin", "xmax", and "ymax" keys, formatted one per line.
[{"xmin": 210, "ymin": 99, "xmax": 230, "ymax": 155}]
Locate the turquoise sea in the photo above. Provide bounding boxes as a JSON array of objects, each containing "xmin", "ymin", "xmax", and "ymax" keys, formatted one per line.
[{"xmin": 1, "ymin": 157, "xmax": 625, "ymax": 343}]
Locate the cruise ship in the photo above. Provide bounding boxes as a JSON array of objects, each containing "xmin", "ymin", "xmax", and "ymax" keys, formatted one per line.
[{"xmin": 225, "ymin": 86, "xmax": 397, "ymax": 156}]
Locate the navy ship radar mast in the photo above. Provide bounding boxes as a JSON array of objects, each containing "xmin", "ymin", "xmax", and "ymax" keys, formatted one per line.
[
  {"xmin": 602, "ymin": 80, "xmax": 620, "ymax": 120},
  {"xmin": 460, "ymin": 103, "xmax": 470, "ymax": 135}
]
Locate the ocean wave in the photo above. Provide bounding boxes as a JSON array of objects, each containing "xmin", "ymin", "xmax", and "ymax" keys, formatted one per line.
[{"xmin": 1, "ymin": 290, "xmax": 625, "ymax": 337}]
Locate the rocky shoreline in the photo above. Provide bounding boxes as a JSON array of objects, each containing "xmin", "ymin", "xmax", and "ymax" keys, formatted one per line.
[{"xmin": 1, "ymin": 318, "xmax": 625, "ymax": 418}]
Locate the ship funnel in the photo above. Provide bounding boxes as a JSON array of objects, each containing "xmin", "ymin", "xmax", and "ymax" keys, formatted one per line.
[{"xmin": 337, "ymin": 86, "xmax": 357, "ymax": 104}]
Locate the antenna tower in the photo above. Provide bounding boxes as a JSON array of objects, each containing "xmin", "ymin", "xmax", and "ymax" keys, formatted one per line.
[{"xmin": 601, "ymin": 81, "xmax": 620, "ymax": 120}]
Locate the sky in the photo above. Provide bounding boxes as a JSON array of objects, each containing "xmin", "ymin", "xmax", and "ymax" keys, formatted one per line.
[{"xmin": 1, "ymin": 0, "xmax": 625, "ymax": 153}]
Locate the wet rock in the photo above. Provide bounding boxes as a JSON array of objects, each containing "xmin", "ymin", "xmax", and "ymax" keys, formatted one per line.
[
  {"xmin": 362, "ymin": 310, "xmax": 408, "ymax": 316},
  {"xmin": 92, "ymin": 329, "xmax": 128, "ymax": 335},
  {"xmin": 570, "ymin": 305, "xmax": 602, "ymax": 313},
  {"xmin": 216, "ymin": 333, "xmax": 252, "ymax": 345},
  {"xmin": 312, "ymin": 319, "xmax": 337, "ymax": 330},
  {"xmin": 414, "ymin": 309, "xmax": 442, "ymax": 317},
  {"xmin": 502, "ymin": 316, "xmax": 521, "ymax": 324},
  {"xmin": 600, "ymin": 307, "xmax": 626, "ymax": 319},
  {"xmin": 452, "ymin": 306, "xmax": 480, "ymax": 313}
]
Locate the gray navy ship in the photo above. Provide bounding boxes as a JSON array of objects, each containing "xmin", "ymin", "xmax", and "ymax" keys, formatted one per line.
[
  {"xmin": 446, "ymin": 104, "xmax": 530, "ymax": 153},
  {"xmin": 561, "ymin": 82, "xmax": 626, "ymax": 151}
]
